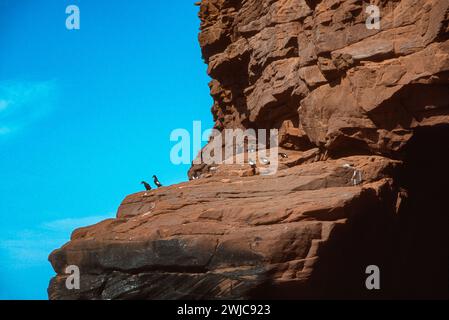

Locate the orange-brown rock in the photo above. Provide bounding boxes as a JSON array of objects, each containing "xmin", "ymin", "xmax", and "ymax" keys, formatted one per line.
[
  {"xmin": 48, "ymin": 0, "xmax": 449, "ymax": 299},
  {"xmin": 199, "ymin": 0, "xmax": 449, "ymax": 155},
  {"xmin": 49, "ymin": 156, "xmax": 401, "ymax": 299}
]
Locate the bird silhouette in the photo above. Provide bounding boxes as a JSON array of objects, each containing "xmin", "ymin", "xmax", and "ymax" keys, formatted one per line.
[
  {"xmin": 141, "ymin": 181, "xmax": 152, "ymax": 191},
  {"xmin": 153, "ymin": 175, "xmax": 163, "ymax": 188},
  {"xmin": 248, "ymin": 159, "xmax": 257, "ymax": 175}
]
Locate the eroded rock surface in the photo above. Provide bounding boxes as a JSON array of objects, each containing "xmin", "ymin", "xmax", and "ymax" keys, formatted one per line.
[
  {"xmin": 48, "ymin": 0, "xmax": 449, "ymax": 299},
  {"xmin": 49, "ymin": 156, "xmax": 402, "ymax": 299},
  {"xmin": 199, "ymin": 0, "xmax": 449, "ymax": 157}
]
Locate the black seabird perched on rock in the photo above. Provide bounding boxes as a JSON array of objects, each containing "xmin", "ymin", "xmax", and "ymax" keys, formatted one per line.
[
  {"xmin": 248, "ymin": 159, "xmax": 257, "ymax": 175},
  {"xmin": 192, "ymin": 172, "xmax": 200, "ymax": 180},
  {"xmin": 278, "ymin": 152, "xmax": 288, "ymax": 159},
  {"xmin": 141, "ymin": 181, "xmax": 152, "ymax": 191},
  {"xmin": 153, "ymin": 175, "xmax": 163, "ymax": 188}
]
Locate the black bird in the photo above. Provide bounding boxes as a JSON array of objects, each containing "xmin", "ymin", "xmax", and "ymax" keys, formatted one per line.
[
  {"xmin": 141, "ymin": 181, "xmax": 152, "ymax": 191},
  {"xmin": 278, "ymin": 152, "xmax": 288, "ymax": 159},
  {"xmin": 248, "ymin": 159, "xmax": 257, "ymax": 175},
  {"xmin": 153, "ymin": 175, "xmax": 163, "ymax": 188}
]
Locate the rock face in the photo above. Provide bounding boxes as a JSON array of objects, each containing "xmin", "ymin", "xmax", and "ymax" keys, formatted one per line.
[
  {"xmin": 198, "ymin": 0, "xmax": 449, "ymax": 158},
  {"xmin": 48, "ymin": 0, "xmax": 449, "ymax": 299}
]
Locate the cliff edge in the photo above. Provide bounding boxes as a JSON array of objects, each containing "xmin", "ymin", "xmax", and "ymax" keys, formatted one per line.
[{"xmin": 48, "ymin": 0, "xmax": 449, "ymax": 299}]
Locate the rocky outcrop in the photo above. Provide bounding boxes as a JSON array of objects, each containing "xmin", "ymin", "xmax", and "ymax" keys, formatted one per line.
[
  {"xmin": 49, "ymin": 155, "xmax": 402, "ymax": 299},
  {"xmin": 198, "ymin": 0, "xmax": 449, "ymax": 158},
  {"xmin": 48, "ymin": 0, "xmax": 449, "ymax": 299}
]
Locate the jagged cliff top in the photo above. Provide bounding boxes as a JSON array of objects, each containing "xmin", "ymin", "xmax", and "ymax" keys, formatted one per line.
[{"xmin": 49, "ymin": 0, "xmax": 449, "ymax": 299}]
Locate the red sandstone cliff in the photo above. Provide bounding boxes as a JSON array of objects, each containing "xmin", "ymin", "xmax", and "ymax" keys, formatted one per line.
[{"xmin": 48, "ymin": 0, "xmax": 449, "ymax": 299}]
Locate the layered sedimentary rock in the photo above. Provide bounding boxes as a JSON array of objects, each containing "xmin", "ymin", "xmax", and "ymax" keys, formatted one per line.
[
  {"xmin": 49, "ymin": 0, "xmax": 449, "ymax": 299},
  {"xmin": 197, "ymin": 0, "xmax": 449, "ymax": 157},
  {"xmin": 49, "ymin": 155, "xmax": 402, "ymax": 299}
]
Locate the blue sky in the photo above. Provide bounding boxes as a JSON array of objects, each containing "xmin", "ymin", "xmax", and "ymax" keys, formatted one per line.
[{"xmin": 0, "ymin": 0, "xmax": 212, "ymax": 299}]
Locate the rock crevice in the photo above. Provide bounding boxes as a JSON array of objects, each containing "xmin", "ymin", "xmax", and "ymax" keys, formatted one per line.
[{"xmin": 48, "ymin": 0, "xmax": 449, "ymax": 299}]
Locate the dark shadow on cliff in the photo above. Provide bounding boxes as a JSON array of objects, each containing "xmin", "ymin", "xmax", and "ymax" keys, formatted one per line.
[
  {"xmin": 391, "ymin": 124, "xmax": 449, "ymax": 299},
  {"xmin": 248, "ymin": 125, "xmax": 449, "ymax": 300}
]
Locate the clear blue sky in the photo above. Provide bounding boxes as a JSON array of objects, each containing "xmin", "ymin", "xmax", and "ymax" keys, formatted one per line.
[{"xmin": 0, "ymin": 0, "xmax": 212, "ymax": 299}]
